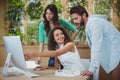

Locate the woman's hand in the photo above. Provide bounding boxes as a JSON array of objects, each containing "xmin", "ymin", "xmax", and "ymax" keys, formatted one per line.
[
  {"xmin": 33, "ymin": 66, "xmax": 50, "ymax": 71},
  {"xmin": 24, "ymin": 54, "xmax": 35, "ymax": 60},
  {"xmin": 35, "ymin": 57, "xmax": 42, "ymax": 64}
]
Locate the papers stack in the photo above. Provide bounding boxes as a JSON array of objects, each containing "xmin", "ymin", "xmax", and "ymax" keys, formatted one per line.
[{"xmin": 55, "ymin": 70, "xmax": 80, "ymax": 77}]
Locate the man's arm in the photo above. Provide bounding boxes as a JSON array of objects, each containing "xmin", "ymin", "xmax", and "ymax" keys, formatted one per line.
[{"xmin": 81, "ymin": 21, "xmax": 102, "ymax": 76}]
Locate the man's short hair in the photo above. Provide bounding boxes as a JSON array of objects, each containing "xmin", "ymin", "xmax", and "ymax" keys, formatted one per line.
[{"xmin": 70, "ymin": 5, "xmax": 89, "ymax": 17}]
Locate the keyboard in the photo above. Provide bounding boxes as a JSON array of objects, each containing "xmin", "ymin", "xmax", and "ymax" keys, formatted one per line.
[
  {"xmin": 24, "ymin": 71, "xmax": 40, "ymax": 78},
  {"xmin": 8, "ymin": 67, "xmax": 40, "ymax": 78}
]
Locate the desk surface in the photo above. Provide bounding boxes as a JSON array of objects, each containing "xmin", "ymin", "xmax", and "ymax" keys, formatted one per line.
[{"xmin": 0, "ymin": 68, "xmax": 90, "ymax": 80}]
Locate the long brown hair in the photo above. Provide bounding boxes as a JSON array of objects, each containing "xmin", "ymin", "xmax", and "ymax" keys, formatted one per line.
[
  {"xmin": 43, "ymin": 4, "xmax": 60, "ymax": 36},
  {"xmin": 48, "ymin": 27, "xmax": 72, "ymax": 51}
]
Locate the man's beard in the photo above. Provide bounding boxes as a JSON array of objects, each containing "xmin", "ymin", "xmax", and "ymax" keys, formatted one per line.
[{"xmin": 79, "ymin": 17, "xmax": 85, "ymax": 28}]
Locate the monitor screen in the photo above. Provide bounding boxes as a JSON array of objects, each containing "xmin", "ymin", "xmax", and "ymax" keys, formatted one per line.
[
  {"xmin": 3, "ymin": 36, "xmax": 27, "ymax": 71},
  {"xmin": 2, "ymin": 36, "xmax": 40, "ymax": 77}
]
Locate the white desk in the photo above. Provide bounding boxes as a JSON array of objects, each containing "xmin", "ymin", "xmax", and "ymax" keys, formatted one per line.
[{"xmin": 0, "ymin": 68, "xmax": 91, "ymax": 80}]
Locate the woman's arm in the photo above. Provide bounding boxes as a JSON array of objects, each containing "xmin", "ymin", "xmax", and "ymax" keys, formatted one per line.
[
  {"xmin": 38, "ymin": 21, "xmax": 45, "ymax": 52},
  {"xmin": 25, "ymin": 42, "xmax": 75, "ymax": 60},
  {"xmin": 35, "ymin": 22, "xmax": 45, "ymax": 64},
  {"xmin": 35, "ymin": 43, "xmax": 44, "ymax": 64},
  {"xmin": 38, "ymin": 42, "xmax": 74, "ymax": 57},
  {"xmin": 59, "ymin": 18, "xmax": 78, "ymax": 40},
  {"xmin": 72, "ymin": 29, "xmax": 79, "ymax": 40}
]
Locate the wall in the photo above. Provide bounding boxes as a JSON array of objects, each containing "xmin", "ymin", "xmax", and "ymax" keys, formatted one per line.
[
  {"xmin": 0, "ymin": 46, "xmax": 6, "ymax": 67},
  {"xmin": 77, "ymin": 45, "xmax": 90, "ymax": 59},
  {"xmin": 0, "ymin": 0, "xmax": 7, "ymax": 45}
]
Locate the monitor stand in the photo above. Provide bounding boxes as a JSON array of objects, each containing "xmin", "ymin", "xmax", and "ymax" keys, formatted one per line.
[
  {"xmin": 2, "ymin": 53, "xmax": 12, "ymax": 76},
  {"xmin": 2, "ymin": 53, "xmax": 40, "ymax": 77}
]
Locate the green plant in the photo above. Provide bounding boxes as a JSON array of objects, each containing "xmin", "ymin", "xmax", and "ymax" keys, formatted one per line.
[
  {"xmin": 51, "ymin": 0, "xmax": 63, "ymax": 14},
  {"xmin": 26, "ymin": 23, "xmax": 39, "ymax": 44},
  {"xmin": 7, "ymin": 26, "xmax": 24, "ymax": 41},
  {"xmin": 26, "ymin": 1, "xmax": 43, "ymax": 20},
  {"xmin": 69, "ymin": 0, "xmax": 87, "ymax": 7},
  {"xmin": 6, "ymin": 0, "xmax": 25, "ymax": 40},
  {"xmin": 77, "ymin": 26, "xmax": 86, "ymax": 43},
  {"xmin": 7, "ymin": 0, "xmax": 25, "ymax": 26},
  {"xmin": 94, "ymin": 0, "xmax": 112, "ymax": 21}
]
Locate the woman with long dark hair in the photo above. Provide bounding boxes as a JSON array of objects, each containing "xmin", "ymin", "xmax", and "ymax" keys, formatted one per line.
[{"xmin": 25, "ymin": 27, "xmax": 84, "ymax": 74}]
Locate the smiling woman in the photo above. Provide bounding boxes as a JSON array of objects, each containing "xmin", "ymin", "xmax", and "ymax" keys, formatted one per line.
[{"xmin": 25, "ymin": 27, "xmax": 86, "ymax": 73}]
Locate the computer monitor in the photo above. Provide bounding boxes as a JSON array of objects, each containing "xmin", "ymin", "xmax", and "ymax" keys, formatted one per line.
[{"xmin": 2, "ymin": 36, "xmax": 40, "ymax": 77}]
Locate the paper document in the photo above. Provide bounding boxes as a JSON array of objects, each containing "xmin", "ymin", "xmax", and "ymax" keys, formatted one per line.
[
  {"xmin": 55, "ymin": 70, "xmax": 80, "ymax": 77},
  {"xmin": 26, "ymin": 61, "xmax": 40, "ymax": 69}
]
